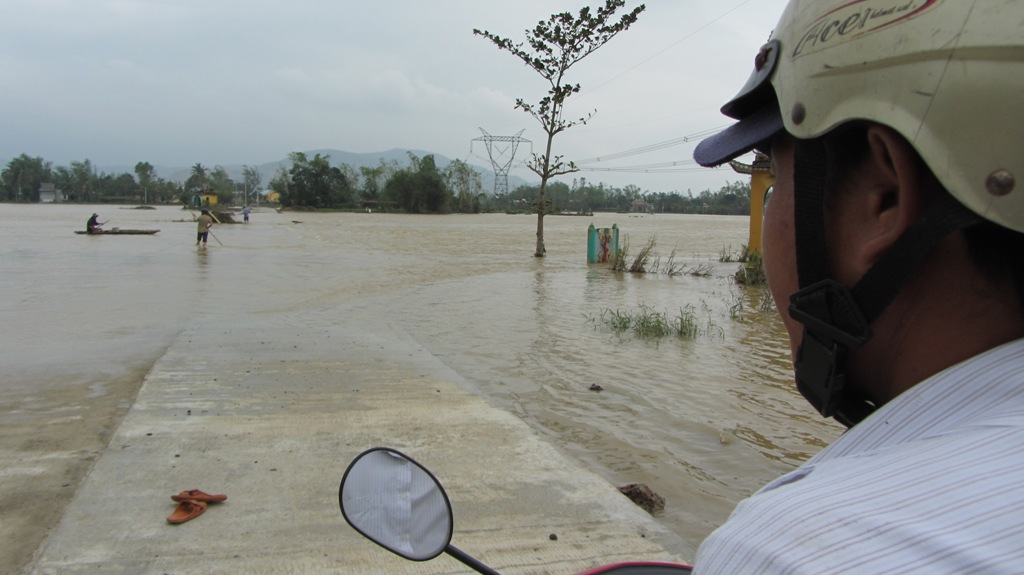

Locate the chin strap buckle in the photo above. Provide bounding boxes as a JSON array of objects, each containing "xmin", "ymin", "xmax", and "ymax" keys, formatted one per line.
[
  {"xmin": 789, "ymin": 280, "xmax": 874, "ymax": 427},
  {"xmin": 789, "ymin": 280, "xmax": 871, "ymax": 349}
]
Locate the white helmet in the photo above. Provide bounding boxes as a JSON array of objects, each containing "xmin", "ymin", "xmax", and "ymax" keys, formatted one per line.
[{"xmin": 695, "ymin": 0, "xmax": 1024, "ymax": 233}]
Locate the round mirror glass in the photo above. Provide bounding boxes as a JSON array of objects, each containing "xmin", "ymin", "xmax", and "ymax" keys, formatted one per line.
[{"xmin": 339, "ymin": 447, "xmax": 454, "ymax": 561}]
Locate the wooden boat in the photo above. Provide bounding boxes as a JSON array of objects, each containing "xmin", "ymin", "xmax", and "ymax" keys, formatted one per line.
[{"xmin": 75, "ymin": 229, "xmax": 160, "ymax": 235}]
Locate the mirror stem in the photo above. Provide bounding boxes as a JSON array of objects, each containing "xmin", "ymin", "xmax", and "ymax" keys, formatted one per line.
[{"xmin": 446, "ymin": 544, "xmax": 502, "ymax": 575}]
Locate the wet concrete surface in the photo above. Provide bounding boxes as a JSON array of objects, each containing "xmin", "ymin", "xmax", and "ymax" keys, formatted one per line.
[{"xmin": 24, "ymin": 316, "xmax": 689, "ymax": 574}]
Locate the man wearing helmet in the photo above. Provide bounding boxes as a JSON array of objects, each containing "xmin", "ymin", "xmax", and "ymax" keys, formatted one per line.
[{"xmin": 692, "ymin": 0, "xmax": 1024, "ymax": 573}]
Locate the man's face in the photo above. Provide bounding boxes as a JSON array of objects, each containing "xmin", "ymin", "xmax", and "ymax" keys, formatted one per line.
[{"xmin": 763, "ymin": 134, "xmax": 804, "ymax": 360}]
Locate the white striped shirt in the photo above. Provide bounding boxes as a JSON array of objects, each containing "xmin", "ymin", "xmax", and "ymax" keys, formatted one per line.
[{"xmin": 693, "ymin": 338, "xmax": 1024, "ymax": 574}]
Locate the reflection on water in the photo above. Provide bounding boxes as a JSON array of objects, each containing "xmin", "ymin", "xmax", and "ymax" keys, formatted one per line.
[
  {"xmin": 0, "ymin": 204, "xmax": 843, "ymax": 556},
  {"xmin": 196, "ymin": 247, "xmax": 210, "ymax": 279}
]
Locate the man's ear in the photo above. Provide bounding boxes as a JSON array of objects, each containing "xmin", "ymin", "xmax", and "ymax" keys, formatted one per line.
[{"xmin": 855, "ymin": 125, "xmax": 930, "ymax": 268}]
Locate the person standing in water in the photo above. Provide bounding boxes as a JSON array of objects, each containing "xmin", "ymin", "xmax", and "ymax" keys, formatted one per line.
[{"xmin": 196, "ymin": 209, "xmax": 214, "ymax": 247}]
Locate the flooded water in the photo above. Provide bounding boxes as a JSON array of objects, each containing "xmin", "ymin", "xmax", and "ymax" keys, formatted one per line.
[{"xmin": 0, "ymin": 203, "xmax": 842, "ymax": 557}]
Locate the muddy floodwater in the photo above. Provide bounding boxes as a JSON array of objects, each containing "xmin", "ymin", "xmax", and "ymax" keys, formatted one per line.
[{"xmin": 0, "ymin": 203, "xmax": 842, "ymax": 562}]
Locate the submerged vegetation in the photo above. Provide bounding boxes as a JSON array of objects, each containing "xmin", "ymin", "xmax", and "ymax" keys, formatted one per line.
[
  {"xmin": 611, "ymin": 236, "xmax": 715, "ymax": 277},
  {"xmin": 734, "ymin": 252, "xmax": 767, "ymax": 286},
  {"xmin": 719, "ymin": 243, "xmax": 768, "ymax": 286},
  {"xmin": 593, "ymin": 239, "xmax": 776, "ymax": 343},
  {"xmin": 588, "ymin": 302, "xmax": 725, "ymax": 341}
]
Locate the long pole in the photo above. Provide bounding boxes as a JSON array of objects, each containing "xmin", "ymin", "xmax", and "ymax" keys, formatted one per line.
[
  {"xmin": 183, "ymin": 201, "xmax": 224, "ymax": 246},
  {"xmin": 207, "ymin": 228, "xmax": 224, "ymax": 246}
]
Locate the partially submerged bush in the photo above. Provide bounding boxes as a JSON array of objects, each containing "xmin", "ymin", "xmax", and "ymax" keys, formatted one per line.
[
  {"xmin": 589, "ymin": 303, "xmax": 724, "ymax": 341},
  {"xmin": 734, "ymin": 251, "xmax": 766, "ymax": 285},
  {"xmin": 629, "ymin": 236, "xmax": 656, "ymax": 273},
  {"xmin": 213, "ymin": 210, "xmax": 237, "ymax": 224},
  {"xmin": 610, "ymin": 238, "xmax": 629, "ymax": 272}
]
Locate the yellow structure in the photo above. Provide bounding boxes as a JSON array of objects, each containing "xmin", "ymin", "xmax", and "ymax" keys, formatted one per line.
[
  {"xmin": 191, "ymin": 192, "xmax": 218, "ymax": 208},
  {"xmin": 730, "ymin": 152, "xmax": 774, "ymax": 254}
]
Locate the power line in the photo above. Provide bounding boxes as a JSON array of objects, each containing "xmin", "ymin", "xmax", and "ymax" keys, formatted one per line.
[
  {"xmin": 580, "ymin": 163, "xmax": 711, "ymax": 174},
  {"xmin": 582, "ymin": 0, "xmax": 757, "ymax": 97},
  {"xmin": 467, "ymin": 151, "xmax": 530, "ymax": 170},
  {"xmin": 574, "ymin": 124, "xmax": 729, "ymax": 164},
  {"xmin": 562, "ymin": 1, "xmax": 756, "ymax": 178},
  {"xmin": 585, "ymin": 159, "xmax": 697, "ymax": 170},
  {"xmin": 460, "ymin": 4, "xmax": 757, "ymax": 182}
]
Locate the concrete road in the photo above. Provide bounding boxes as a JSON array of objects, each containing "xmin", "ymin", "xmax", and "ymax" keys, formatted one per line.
[{"xmin": 26, "ymin": 315, "xmax": 689, "ymax": 574}]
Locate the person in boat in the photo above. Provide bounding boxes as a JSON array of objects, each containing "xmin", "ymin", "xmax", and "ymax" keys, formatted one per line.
[
  {"xmin": 86, "ymin": 213, "xmax": 103, "ymax": 234},
  {"xmin": 196, "ymin": 208, "xmax": 214, "ymax": 247},
  {"xmin": 690, "ymin": 1, "xmax": 1024, "ymax": 573}
]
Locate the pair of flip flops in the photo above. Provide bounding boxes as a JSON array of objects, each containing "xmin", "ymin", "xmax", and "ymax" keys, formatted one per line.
[{"xmin": 166, "ymin": 489, "xmax": 227, "ymax": 524}]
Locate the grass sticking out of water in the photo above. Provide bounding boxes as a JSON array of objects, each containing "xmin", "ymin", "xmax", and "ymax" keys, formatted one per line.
[
  {"xmin": 610, "ymin": 235, "xmax": 714, "ymax": 278},
  {"xmin": 684, "ymin": 262, "xmax": 715, "ymax": 277},
  {"xmin": 589, "ymin": 303, "xmax": 724, "ymax": 341},
  {"xmin": 629, "ymin": 236, "xmax": 656, "ymax": 273},
  {"xmin": 610, "ymin": 238, "xmax": 629, "ymax": 272}
]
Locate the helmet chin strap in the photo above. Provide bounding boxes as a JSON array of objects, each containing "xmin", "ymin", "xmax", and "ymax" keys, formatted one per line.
[{"xmin": 788, "ymin": 139, "xmax": 982, "ymax": 428}]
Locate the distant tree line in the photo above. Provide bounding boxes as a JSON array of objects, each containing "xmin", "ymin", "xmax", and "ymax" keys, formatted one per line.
[
  {"xmin": 0, "ymin": 151, "xmax": 487, "ymax": 213},
  {"xmin": 269, "ymin": 151, "xmax": 485, "ymax": 213},
  {"xmin": 0, "ymin": 154, "xmax": 183, "ymax": 204},
  {"xmin": 0, "ymin": 153, "xmax": 261, "ymax": 206},
  {"xmin": 1, "ymin": 152, "xmax": 752, "ymax": 215},
  {"xmin": 502, "ymin": 177, "xmax": 752, "ymax": 215}
]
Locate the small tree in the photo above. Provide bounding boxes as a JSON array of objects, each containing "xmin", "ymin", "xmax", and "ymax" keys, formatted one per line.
[
  {"xmin": 1, "ymin": 154, "xmax": 52, "ymax": 202},
  {"xmin": 359, "ymin": 164, "xmax": 385, "ymax": 202},
  {"xmin": 443, "ymin": 158, "xmax": 484, "ymax": 213},
  {"xmin": 208, "ymin": 165, "xmax": 236, "ymax": 204},
  {"xmin": 288, "ymin": 152, "xmax": 330, "ymax": 208},
  {"xmin": 269, "ymin": 166, "xmax": 290, "ymax": 205},
  {"xmin": 475, "ymin": 0, "xmax": 645, "ymax": 256},
  {"xmin": 134, "ymin": 161, "xmax": 155, "ymax": 204},
  {"xmin": 242, "ymin": 165, "xmax": 262, "ymax": 205},
  {"xmin": 383, "ymin": 153, "xmax": 451, "ymax": 214},
  {"xmin": 71, "ymin": 159, "xmax": 97, "ymax": 203},
  {"xmin": 186, "ymin": 163, "xmax": 209, "ymax": 198}
]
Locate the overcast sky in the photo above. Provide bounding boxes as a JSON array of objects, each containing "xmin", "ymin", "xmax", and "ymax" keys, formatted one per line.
[{"xmin": 1, "ymin": 0, "xmax": 788, "ymax": 194}]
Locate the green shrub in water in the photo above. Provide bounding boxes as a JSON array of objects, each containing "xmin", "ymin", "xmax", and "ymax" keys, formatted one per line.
[{"xmin": 734, "ymin": 250, "xmax": 767, "ymax": 285}]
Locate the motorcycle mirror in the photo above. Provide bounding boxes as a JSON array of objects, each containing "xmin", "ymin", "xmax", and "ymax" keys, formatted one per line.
[
  {"xmin": 339, "ymin": 447, "xmax": 454, "ymax": 561},
  {"xmin": 339, "ymin": 448, "xmax": 690, "ymax": 575}
]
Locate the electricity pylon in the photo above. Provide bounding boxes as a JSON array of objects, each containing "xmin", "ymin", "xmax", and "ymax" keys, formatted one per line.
[{"xmin": 471, "ymin": 128, "xmax": 531, "ymax": 196}]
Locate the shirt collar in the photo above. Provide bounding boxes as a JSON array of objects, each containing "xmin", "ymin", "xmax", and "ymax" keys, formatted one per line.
[{"xmin": 809, "ymin": 337, "xmax": 1024, "ymax": 463}]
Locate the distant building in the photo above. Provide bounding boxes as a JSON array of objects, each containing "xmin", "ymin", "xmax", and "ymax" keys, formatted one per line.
[
  {"xmin": 38, "ymin": 183, "xmax": 63, "ymax": 203},
  {"xmin": 631, "ymin": 199, "xmax": 653, "ymax": 213},
  {"xmin": 191, "ymin": 192, "xmax": 218, "ymax": 207}
]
